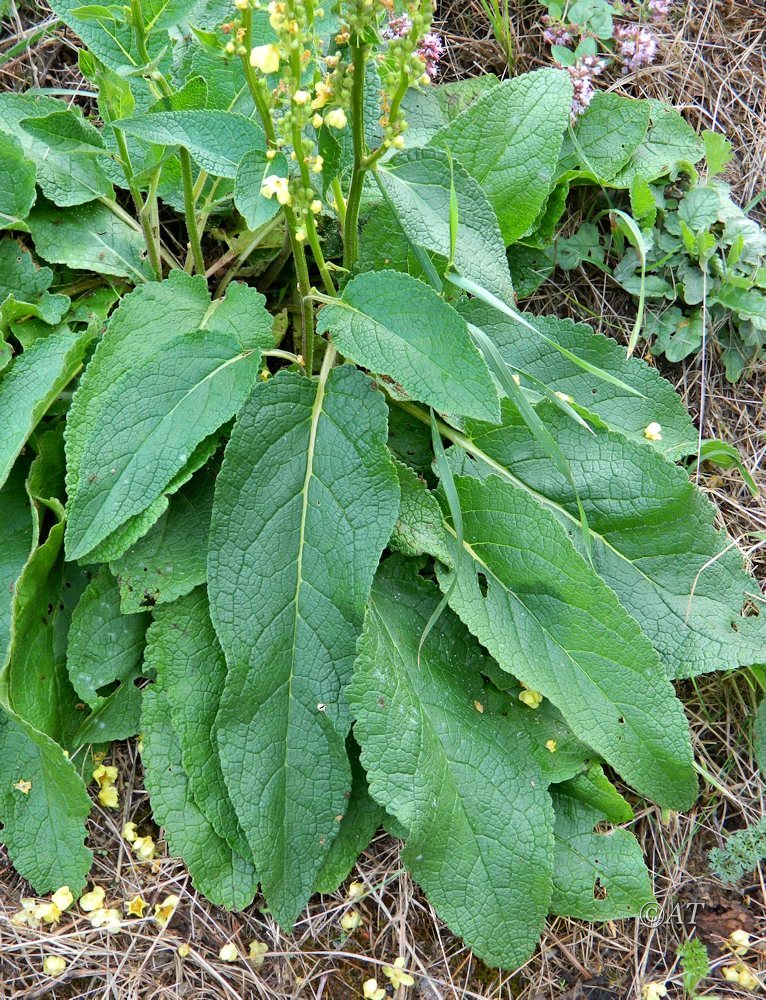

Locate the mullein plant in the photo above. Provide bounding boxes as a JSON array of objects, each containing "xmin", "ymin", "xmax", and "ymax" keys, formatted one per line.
[{"xmin": 1, "ymin": 0, "xmax": 765, "ymax": 977}]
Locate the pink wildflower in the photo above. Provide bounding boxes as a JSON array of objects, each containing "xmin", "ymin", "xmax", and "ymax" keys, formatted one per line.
[
  {"xmin": 541, "ymin": 15, "xmax": 573, "ymax": 46},
  {"xmin": 566, "ymin": 56, "xmax": 607, "ymax": 120},
  {"xmin": 382, "ymin": 14, "xmax": 413, "ymax": 40},
  {"xmin": 614, "ymin": 23, "xmax": 659, "ymax": 70},
  {"xmin": 647, "ymin": 0, "xmax": 673, "ymax": 20},
  {"xmin": 417, "ymin": 31, "xmax": 444, "ymax": 79}
]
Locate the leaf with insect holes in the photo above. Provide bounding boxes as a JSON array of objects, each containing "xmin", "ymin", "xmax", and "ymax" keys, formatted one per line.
[
  {"xmin": 429, "ymin": 69, "xmax": 573, "ymax": 243},
  {"xmin": 376, "ymin": 147, "xmax": 514, "ymax": 305},
  {"xmin": 110, "ymin": 466, "xmax": 215, "ymax": 614},
  {"xmin": 66, "ymin": 566, "xmax": 148, "ymax": 742},
  {"xmin": 433, "ymin": 472, "xmax": 697, "ymax": 809},
  {"xmin": 349, "ymin": 558, "xmax": 554, "ymax": 969},
  {"xmin": 114, "ymin": 110, "xmax": 266, "ymax": 179},
  {"xmin": 551, "ymin": 769, "xmax": 654, "ymax": 920},
  {"xmin": 316, "ymin": 271, "xmax": 499, "ymax": 422},
  {"xmin": 208, "ymin": 366, "xmax": 399, "ymax": 928},
  {"xmin": 143, "ymin": 587, "xmax": 251, "ymax": 859},
  {"xmin": 141, "ymin": 684, "xmax": 258, "ymax": 910},
  {"xmin": 0, "ymin": 94, "xmax": 113, "ymax": 206},
  {"xmin": 453, "ymin": 398, "xmax": 766, "ymax": 680}
]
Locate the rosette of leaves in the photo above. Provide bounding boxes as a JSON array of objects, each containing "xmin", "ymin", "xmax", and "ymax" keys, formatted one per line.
[{"xmin": 0, "ymin": 0, "xmax": 763, "ymax": 972}]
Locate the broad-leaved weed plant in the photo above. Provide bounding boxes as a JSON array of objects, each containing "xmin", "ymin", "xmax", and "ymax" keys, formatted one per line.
[{"xmin": 0, "ymin": 0, "xmax": 764, "ymax": 970}]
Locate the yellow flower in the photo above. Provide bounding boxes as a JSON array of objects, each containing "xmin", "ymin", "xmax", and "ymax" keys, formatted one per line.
[
  {"xmin": 641, "ymin": 984, "xmax": 667, "ymax": 1000},
  {"xmin": 392, "ymin": 135, "xmax": 405, "ymax": 150},
  {"xmin": 234, "ymin": 0, "xmax": 249, "ymax": 8},
  {"xmin": 340, "ymin": 909, "xmax": 363, "ymax": 933},
  {"xmin": 51, "ymin": 887, "xmax": 74, "ymax": 912},
  {"xmin": 383, "ymin": 956, "xmax": 415, "ymax": 989},
  {"xmin": 11, "ymin": 898, "xmax": 39, "ymax": 927},
  {"xmin": 519, "ymin": 686, "xmax": 543, "ymax": 709},
  {"xmin": 219, "ymin": 942, "xmax": 239, "ymax": 962},
  {"xmin": 267, "ymin": 0, "xmax": 284, "ymax": 30},
  {"xmin": 730, "ymin": 929, "xmax": 751, "ymax": 955},
  {"xmin": 89, "ymin": 907, "xmax": 122, "ymax": 930},
  {"xmin": 132, "ymin": 835, "xmax": 156, "ymax": 861},
  {"xmin": 13, "ymin": 779, "xmax": 32, "ymax": 794},
  {"xmin": 723, "ymin": 963, "xmax": 760, "ymax": 990},
  {"xmin": 310, "ymin": 199, "xmax": 322, "ymax": 215},
  {"xmin": 125, "ymin": 895, "xmax": 148, "ymax": 918},
  {"xmin": 261, "ymin": 175, "xmax": 292, "ymax": 206},
  {"xmin": 42, "ymin": 955, "xmax": 67, "ymax": 976},
  {"xmin": 79, "ymin": 886, "xmax": 106, "ymax": 912},
  {"xmin": 312, "ymin": 113, "xmax": 324, "ymax": 129},
  {"xmin": 325, "ymin": 108, "xmax": 348, "ymax": 130},
  {"xmin": 545, "ymin": 739, "xmax": 558, "ymax": 752},
  {"xmin": 122, "ymin": 822, "xmax": 138, "ymax": 843},
  {"xmin": 249, "ymin": 939, "xmax": 269, "ymax": 966},
  {"xmin": 293, "ymin": 89, "xmax": 310, "ymax": 105},
  {"xmin": 311, "ymin": 155, "xmax": 324, "ymax": 174},
  {"xmin": 178, "ymin": 942, "xmax": 191, "ymax": 958},
  {"xmin": 153, "ymin": 894, "xmax": 179, "ymax": 927},
  {"xmin": 34, "ymin": 902, "xmax": 62, "ymax": 925},
  {"xmin": 92, "ymin": 764, "xmax": 118, "ymax": 787},
  {"xmin": 643, "ymin": 421, "xmax": 662, "ymax": 441},
  {"xmin": 363, "ymin": 979, "xmax": 385, "ymax": 1000},
  {"xmin": 311, "ymin": 80, "xmax": 333, "ymax": 109},
  {"xmin": 250, "ymin": 43, "xmax": 280, "ymax": 74},
  {"xmin": 98, "ymin": 784, "xmax": 119, "ymax": 809}
]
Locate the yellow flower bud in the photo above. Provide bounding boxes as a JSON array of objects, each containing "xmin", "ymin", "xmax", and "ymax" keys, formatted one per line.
[
  {"xmin": 293, "ymin": 89, "xmax": 310, "ymax": 105},
  {"xmin": 392, "ymin": 135, "xmax": 405, "ymax": 149},
  {"xmin": 310, "ymin": 199, "xmax": 322, "ymax": 214},
  {"xmin": 234, "ymin": 0, "xmax": 248, "ymax": 8},
  {"xmin": 340, "ymin": 909, "xmax": 362, "ymax": 932},
  {"xmin": 178, "ymin": 942, "xmax": 191, "ymax": 958},
  {"xmin": 79, "ymin": 886, "xmax": 106, "ymax": 912},
  {"xmin": 311, "ymin": 155, "xmax": 324, "ymax": 174},
  {"xmin": 250, "ymin": 43, "xmax": 280, "ymax": 74},
  {"xmin": 312, "ymin": 113, "xmax": 324, "ymax": 129},
  {"xmin": 324, "ymin": 107, "xmax": 348, "ymax": 130},
  {"xmin": 266, "ymin": 149, "xmax": 277, "ymax": 160},
  {"xmin": 43, "ymin": 955, "xmax": 67, "ymax": 976}
]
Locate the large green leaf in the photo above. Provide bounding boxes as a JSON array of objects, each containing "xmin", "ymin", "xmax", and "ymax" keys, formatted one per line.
[
  {"xmin": 0, "ymin": 463, "xmax": 35, "ymax": 666},
  {"xmin": 610, "ymin": 101, "xmax": 705, "ymax": 188},
  {"xmin": 455, "ymin": 399, "xmax": 765, "ymax": 679},
  {"xmin": 551, "ymin": 770, "xmax": 653, "ymax": 920},
  {"xmin": 144, "ymin": 588, "xmax": 251, "ymax": 858},
  {"xmin": 399, "ymin": 74, "xmax": 500, "ymax": 147},
  {"xmin": 27, "ymin": 199, "xmax": 155, "ymax": 281},
  {"xmin": 115, "ymin": 111, "xmax": 265, "ymax": 179},
  {"xmin": 65, "ymin": 281, "xmax": 271, "ymax": 562},
  {"xmin": 0, "ymin": 239, "xmax": 70, "ymax": 337},
  {"xmin": 0, "ymin": 331, "xmax": 89, "ymax": 492},
  {"xmin": 234, "ymin": 149, "xmax": 288, "ymax": 229},
  {"xmin": 349, "ymin": 559, "xmax": 554, "ymax": 969},
  {"xmin": 0, "ymin": 710, "xmax": 92, "ymax": 894},
  {"xmin": 110, "ymin": 466, "xmax": 214, "ymax": 614},
  {"xmin": 316, "ymin": 271, "xmax": 499, "ymax": 422},
  {"xmin": 559, "ymin": 93, "xmax": 650, "ymax": 182},
  {"xmin": 208, "ymin": 365, "xmax": 399, "ymax": 928},
  {"xmin": 141, "ymin": 684, "xmax": 258, "ymax": 910},
  {"xmin": 0, "ymin": 133, "xmax": 36, "ymax": 229},
  {"xmin": 376, "ymin": 147, "xmax": 514, "ymax": 305},
  {"xmin": 435, "ymin": 473, "xmax": 696, "ymax": 808},
  {"xmin": 459, "ymin": 301, "xmax": 698, "ymax": 460},
  {"xmin": 0, "ymin": 94, "xmax": 113, "ymax": 206},
  {"xmin": 429, "ymin": 69, "xmax": 572, "ymax": 243},
  {"xmin": 66, "ymin": 567, "xmax": 148, "ymax": 742}
]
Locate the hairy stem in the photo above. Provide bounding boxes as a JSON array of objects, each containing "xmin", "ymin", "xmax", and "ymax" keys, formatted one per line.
[
  {"xmin": 179, "ymin": 147, "xmax": 205, "ymax": 274},
  {"xmin": 114, "ymin": 127, "xmax": 162, "ymax": 280},
  {"xmin": 343, "ymin": 41, "xmax": 368, "ymax": 271}
]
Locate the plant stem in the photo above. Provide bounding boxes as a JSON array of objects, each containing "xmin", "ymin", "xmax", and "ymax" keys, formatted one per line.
[
  {"xmin": 240, "ymin": 8, "xmax": 277, "ymax": 146},
  {"xmin": 179, "ymin": 147, "xmax": 205, "ymax": 274},
  {"xmin": 343, "ymin": 40, "xmax": 368, "ymax": 271},
  {"xmin": 331, "ymin": 177, "xmax": 347, "ymax": 229},
  {"xmin": 114, "ymin": 127, "xmax": 162, "ymax": 280},
  {"xmin": 286, "ymin": 210, "xmax": 314, "ymax": 374},
  {"xmin": 129, "ymin": 0, "xmax": 151, "ymax": 65}
]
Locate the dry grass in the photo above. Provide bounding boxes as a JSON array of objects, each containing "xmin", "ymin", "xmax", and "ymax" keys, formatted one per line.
[{"xmin": 1, "ymin": 0, "xmax": 766, "ymax": 997}]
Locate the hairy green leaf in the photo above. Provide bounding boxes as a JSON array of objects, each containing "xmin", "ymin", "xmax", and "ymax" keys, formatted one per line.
[
  {"xmin": 27, "ymin": 199, "xmax": 154, "ymax": 280},
  {"xmin": 429, "ymin": 69, "xmax": 573, "ymax": 243},
  {"xmin": 110, "ymin": 467, "xmax": 214, "ymax": 614},
  {"xmin": 141, "ymin": 684, "xmax": 258, "ymax": 910},
  {"xmin": 0, "ymin": 93, "xmax": 113, "ymax": 206},
  {"xmin": 610, "ymin": 101, "xmax": 705, "ymax": 188},
  {"xmin": 376, "ymin": 147, "xmax": 514, "ymax": 305},
  {"xmin": 234, "ymin": 148, "xmax": 288, "ymax": 230},
  {"xmin": 0, "ymin": 463, "xmax": 35, "ymax": 666},
  {"xmin": 144, "ymin": 588, "xmax": 250, "ymax": 858},
  {"xmin": 435, "ymin": 473, "xmax": 697, "ymax": 808},
  {"xmin": 459, "ymin": 301, "xmax": 698, "ymax": 459},
  {"xmin": 350, "ymin": 559, "xmax": 554, "ymax": 968},
  {"xmin": 115, "ymin": 111, "xmax": 265, "ymax": 179},
  {"xmin": 389, "ymin": 460, "xmax": 452, "ymax": 564},
  {"xmin": 316, "ymin": 271, "xmax": 499, "ymax": 422},
  {"xmin": 208, "ymin": 365, "xmax": 399, "ymax": 928},
  {"xmin": 560, "ymin": 93, "xmax": 650, "ymax": 181},
  {"xmin": 0, "ymin": 133, "xmax": 36, "ymax": 229},
  {"xmin": 551, "ymin": 771, "xmax": 653, "ymax": 919},
  {"xmin": 456, "ymin": 399, "xmax": 766, "ymax": 678}
]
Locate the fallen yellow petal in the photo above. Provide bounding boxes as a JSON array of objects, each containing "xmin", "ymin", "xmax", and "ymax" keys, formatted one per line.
[
  {"xmin": 42, "ymin": 955, "xmax": 67, "ymax": 976},
  {"xmin": 122, "ymin": 822, "xmax": 138, "ymax": 843},
  {"xmin": 51, "ymin": 887, "xmax": 74, "ymax": 911},
  {"xmin": 340, "ymin": 909, "xmax": 362, "ymax": 933},
  {"xmin": 79, "ymin": 886, "xmax": 106, "ymax": 912},
  {"xmin": 249, "ymin": 939, "xmax": 269, "ymax": 966},
  {"xmin": 153, "ymin": 894, "xmax": 179, "ymax": 927},
  {"xmin": 219, "ymin": 942, "xmax": 239, "ymax": 962},
  {"xmin": 98, "ymin": 784, "xmax": 119, "ymax": 809},
  {"xmin": 89, "ymin": 907, "xmax": 122, "ymax": 930}
]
